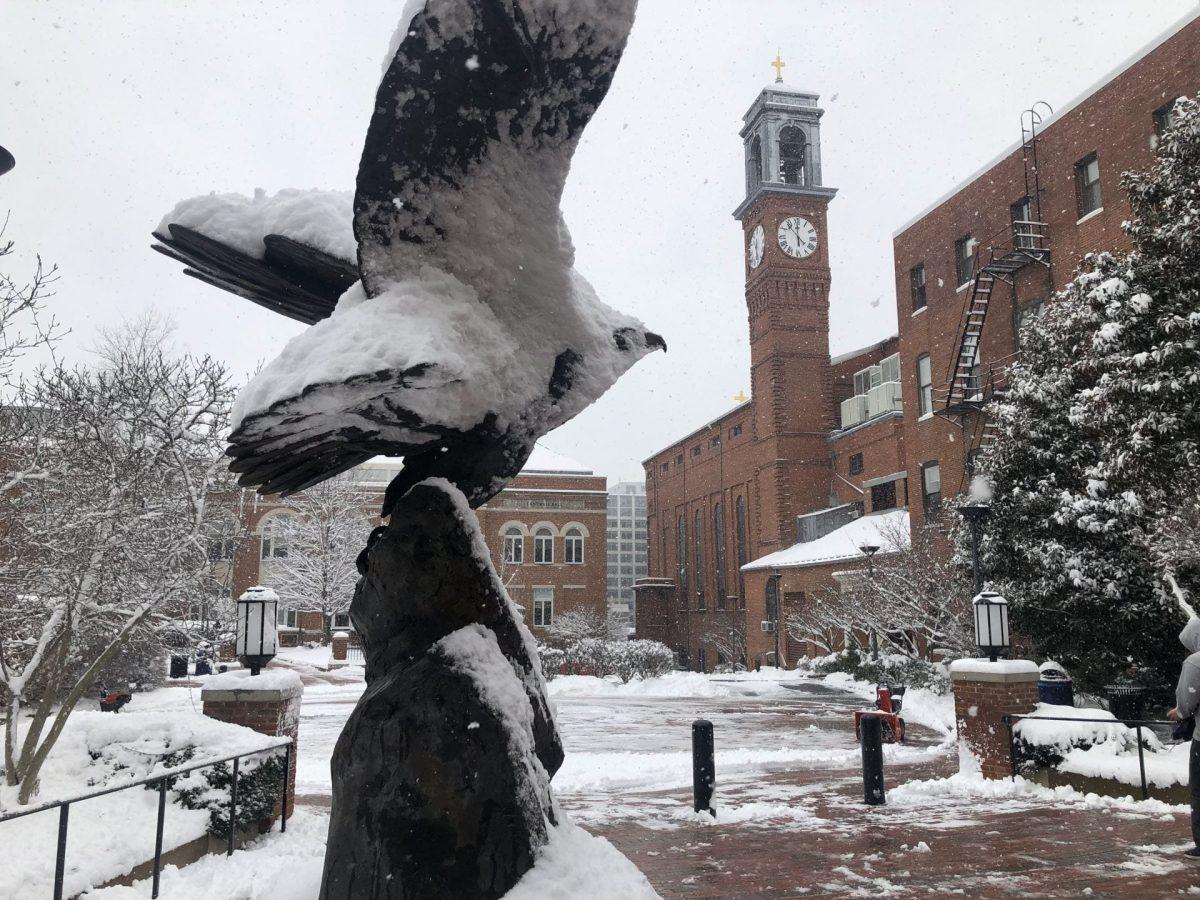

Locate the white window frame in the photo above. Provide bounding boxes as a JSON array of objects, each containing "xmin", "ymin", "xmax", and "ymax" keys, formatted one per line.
[
  {"xmin": 260, "ymin": 513, "xmax": 293, "ymax": 560},
  {"xmin": 917, "ymin": 354, "xmax": 933, "ymax": 417},
  {"xmin": 503, "ymin": 528, "xmax": 524, "ymax": 564},
  {"xmin": 564, "ymin": 528, "xmax": 584, "ymax": 564},
  {"xmin": 534, "ymin": 528, "xmax": 554, "ymax": 564},
  {"xmin": 533, "ymin": 587, "xmax": 554, "ymax": 627}
]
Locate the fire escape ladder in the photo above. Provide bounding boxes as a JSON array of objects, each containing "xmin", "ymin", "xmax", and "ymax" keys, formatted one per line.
[{"xmin": 941, "ymin": 102, "xmax": 1054, "ymax": 415}]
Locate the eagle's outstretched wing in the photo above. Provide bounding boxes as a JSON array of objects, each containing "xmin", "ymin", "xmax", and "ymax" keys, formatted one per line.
[
  {"xmin": 354, "ymin": 0, "xmax": 636, "ymax": 295},
  {"xmin": 151, "ymin": 224, "xmax": 356, "ymax": 325}
]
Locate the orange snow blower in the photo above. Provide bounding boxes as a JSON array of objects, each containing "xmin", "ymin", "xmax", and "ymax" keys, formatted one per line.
[{"xmin": 854, "ymin": 683, "xmax": 906, "ymax": 744}]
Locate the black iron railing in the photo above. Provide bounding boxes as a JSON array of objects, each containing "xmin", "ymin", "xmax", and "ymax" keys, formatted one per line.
[
  {"xmin": 0, "ymin": 738, "xmax": 292, "ymax": 900},
  {"xmin": 1001, "ymin": 714, "xmax": 1177, "ymax": 801}
]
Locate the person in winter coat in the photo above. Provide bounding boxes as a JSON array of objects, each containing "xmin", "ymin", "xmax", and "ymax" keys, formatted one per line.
[{"xmin": 1168, "ymin": 616, "xmax": 1200, "ymax": 861}]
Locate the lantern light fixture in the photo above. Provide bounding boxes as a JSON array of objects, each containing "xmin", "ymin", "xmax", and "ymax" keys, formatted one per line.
[
  {"xmin": 236, "ymin": 585, "xmax": 279, "ymax": 675},
  {"xmin": 973, "ymin": 590, "xmax": 1010, "ymax": 662}
]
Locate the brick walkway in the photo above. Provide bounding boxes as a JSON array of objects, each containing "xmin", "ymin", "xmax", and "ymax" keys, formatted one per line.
[
  {"xmin": 285, "ymin": 668, "xmax": 1200, "ymax": 898},
  {"xmin": 575, "ymin": 734, "xmax": 1200, "ymax": 898}
]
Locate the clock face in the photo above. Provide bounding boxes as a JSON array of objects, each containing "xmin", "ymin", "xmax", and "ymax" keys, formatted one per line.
[
  {"xmin": 778, "ymin": 216, "xmax": 818, "ymax": 259},
  {"xmin": 748, "ymin": 224, "xmax": 765, "ymax": 269}
]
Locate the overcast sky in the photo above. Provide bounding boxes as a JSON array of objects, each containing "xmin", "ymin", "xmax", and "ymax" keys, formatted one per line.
[{"xmin": 2, "ymin": 0, "xmax": 1194, "ymax": 482}]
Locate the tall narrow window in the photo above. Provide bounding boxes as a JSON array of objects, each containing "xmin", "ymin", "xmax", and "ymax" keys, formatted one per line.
[
  {"xmin": 534, "ymin": 527, "xmax": 554, "ymax": 564},
  {"xmin": 503, "ymin": 527, "xmax": 524, "ymax": 564},
  {"xmin": 765, "ymin": 575, "xmax": 779, "ymax": 624},
  {"xmin": 564, "ymin": 527, "xmax": 584, "ymax": 564},
  {"xmin": 1011, "ymin": 196, "xmax": 1034, "ymax": 249},
  {"xmin": 922, "ymin": 462, "xmax": 942, "ymax": 518},
  {"xmin": 677, "ymin": 515, "xmax": 689, "ymax": 597},
  {"xmin": 261, "ymin": 514, "xmax": 293, "ymax": 560},
  {"xmin": 917, "ymin": 354, "xmax": 933, "ymax": 417},
  {"xmin": 533, "ymin": 587, "xmax": 554, "ymax": 627},
  {"xmin": 1155, "ymin": 98, "xmax": 1181, "ymax": 136},
  {"xmin": 955, "ymin": 234, "xmax": 976, "ymax": 285},
  {"xmin": 910, "ymin": 263, "xmax": 926, "ymax": 311},
  {"xmin": 713, "ymin": 503, "xmax": 727, "ymax": 607},
  {"xmin": 694, "ymin": 509, "xmax": 705, "ymax": 609},
  {"xmin": 746, "ymin": 135, "xmax": 763, "ymax": 191},
  {"xmin": 735, "ymin": 496, "xmax": 748, "ymax": 601},
  {"xmin": 779, "ymin": 125, "xmax": 807, "ymax": 185},
  {"xmin": 849, "ymin": 453, "xmax": 864, "ymax": 476},
  {"xmin": 1075, "ymin": 153, "xmax": 1102, "ymax": 217}
]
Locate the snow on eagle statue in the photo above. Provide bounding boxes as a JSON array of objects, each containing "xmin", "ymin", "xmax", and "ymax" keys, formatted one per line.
[
  {"xmin": 153, "ymin": 0, "xmax": 659, "ymax": 519},
  {"xmin": 154, "ymin": 2, "xmax": 658, "ymax": 897}
]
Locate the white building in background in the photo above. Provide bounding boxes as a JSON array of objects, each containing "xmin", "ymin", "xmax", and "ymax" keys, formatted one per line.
[{"xmin": 607, "ymin": 481, "xmax": 647, "ymax": 637}]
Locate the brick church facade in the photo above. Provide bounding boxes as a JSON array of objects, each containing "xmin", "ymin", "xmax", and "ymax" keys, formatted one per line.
[{"xmin": 638, "ymin": 10, "xmax": 1200, "ymax": 670}]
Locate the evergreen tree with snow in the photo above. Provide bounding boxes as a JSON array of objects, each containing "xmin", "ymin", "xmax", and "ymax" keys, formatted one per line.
[{"xmin": 974, "ymin": 97, "xmax": 1200, "ymax": 691}]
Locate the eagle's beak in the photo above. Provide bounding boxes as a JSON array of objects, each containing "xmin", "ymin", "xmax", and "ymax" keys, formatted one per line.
[{"xmin": 645, "ymin": 331, "xmax": 667, "ymax": 353}]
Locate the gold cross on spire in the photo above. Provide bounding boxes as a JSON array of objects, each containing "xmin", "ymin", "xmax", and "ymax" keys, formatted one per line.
[{"xmin": 771, "ymin": 51, "xmax": 785, "ymax": 83}]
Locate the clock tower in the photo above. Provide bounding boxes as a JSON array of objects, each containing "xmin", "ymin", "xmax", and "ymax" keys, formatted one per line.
[{"xmin": 734, "ymin": 81, "xmax": 838, "ymax": 551}]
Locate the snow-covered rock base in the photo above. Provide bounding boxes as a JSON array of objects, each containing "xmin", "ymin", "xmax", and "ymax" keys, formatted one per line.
[{"xmin": 320, "ymin": 480, "xmax": 566, "ymax": 897}]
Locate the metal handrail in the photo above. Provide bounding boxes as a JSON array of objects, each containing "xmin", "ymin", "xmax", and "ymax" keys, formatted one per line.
[
  {"xmin": 0, "ymin": 738, "xmax": 292, "ymax": 900},
  {"xmin": 1001, "ymin": 713, "xmax": 1178, "ymax": 802}
]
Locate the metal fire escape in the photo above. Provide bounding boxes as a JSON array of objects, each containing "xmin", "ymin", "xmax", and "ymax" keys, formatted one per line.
[{"xmin": 938, "ymin": 104, "xmax": 1055, "ymax": 462}]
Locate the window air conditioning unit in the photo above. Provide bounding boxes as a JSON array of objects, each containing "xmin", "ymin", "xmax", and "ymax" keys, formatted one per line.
[
  {"xmin": 760, "ymin": 620, "xmax": 776, "ymax": 633},
  {"xmin": 866, "ymin": 381, "xmax": 904, "ymax": 418},
  {"xmin": 840, "ymin": 395, "xmax": 869, "ymax": 429}
]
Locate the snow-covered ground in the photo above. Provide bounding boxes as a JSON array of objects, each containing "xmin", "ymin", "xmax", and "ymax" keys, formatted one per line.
[
  {"xmin": 0, "ymin": 706, "xmax": 285, "ymax": 898},
  {"xmin": 7, "ymin": 665, "xmax": 1188, "ymax": 898}
]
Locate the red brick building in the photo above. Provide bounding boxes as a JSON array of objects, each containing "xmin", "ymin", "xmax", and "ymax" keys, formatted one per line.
[
  {"xmin": 213, "ymin": 445, "xmax": 607, "ymax": 644},
  {"xmin": 639, "ymin": 11, "xmax": 1200, "ymax": 670}
]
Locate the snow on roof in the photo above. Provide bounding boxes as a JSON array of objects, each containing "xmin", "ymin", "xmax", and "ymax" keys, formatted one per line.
[
  {"xmin": 742, "ymin": 509, "xmax": 909, "ymax": 572},
  {"xmin": 522, "ymin": 443, "xmax": 592, "ymax": 475}
]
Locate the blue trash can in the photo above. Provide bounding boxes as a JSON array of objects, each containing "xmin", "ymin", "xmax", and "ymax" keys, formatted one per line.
[{"xmin": 1038, "ymin": 661, "xmax": 1074, "ymax": 706}]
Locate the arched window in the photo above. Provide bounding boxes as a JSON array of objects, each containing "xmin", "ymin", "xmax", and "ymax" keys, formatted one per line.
[
  {"xmin": 713, "ymin": 503, "xmax": 727, "ymax": 607},
  {"xmin": 694, "ymin": 509, "xmax": 705, "ymax": 609},
  {"xmin": 676, "ymin": 515, "xmax": 689, "ymax": 597},
  {"xmin": 503, "ymin": 527, "xmax": 524, "ymax": 564},
  {"xmin": 534, "ymin": 527, "xmax": 554, "ymax": 564},
  {"xmin": 746, "ymin": 135, "xmax": 763, "ymax": 191},
  {"xmin": 564, "ymin": 527, "xmax": 584, "ymax": 564},
  {"xmin": 735, "ymin": 496, "xmax": 748, "ymax": 601},
  {"xmin": 261, "ymin": 513, "xmax": 293, "ymax": 560},
  {"xmin": 779, "ymin": 125, "xmax": 807, "ymax": 185}
]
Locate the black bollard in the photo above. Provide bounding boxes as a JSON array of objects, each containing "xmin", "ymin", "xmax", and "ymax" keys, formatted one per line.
[
  {"xmin": 692, "ymin": 719, "xmax": 715, "ymax": 815},
  {"xmin": 860, "ymin": 713, "xmax": 886, "ymax": 805}
]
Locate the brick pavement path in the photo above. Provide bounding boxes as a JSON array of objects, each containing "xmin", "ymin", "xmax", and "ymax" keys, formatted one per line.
[{"xmin": 579, "ymin": 741, "xmax": 1200, "ymax": 898}]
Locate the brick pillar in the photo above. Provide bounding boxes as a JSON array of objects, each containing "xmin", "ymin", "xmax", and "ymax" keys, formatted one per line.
[
  {"xmin": 949, "ymin": 659, "xmax": 1039, "ymax": 780},
  {"xmin": 633, "ymin": 578, "xmax": 678, "ymax": 647},
  {"xmin": 201, "ymin": 668, "xmax": 303, "ymax": 820},
  {"xmin": 331, "ymin": 631, "xmax": 349, "ymax": 662}
]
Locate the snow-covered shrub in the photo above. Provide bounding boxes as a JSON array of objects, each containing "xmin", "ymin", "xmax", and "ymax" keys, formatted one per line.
[
  {"xmin": 1012, "ymin": 704, "xmax": 1158, "ymax": 774},
  {"xmin": 168, "ymin": 751, "xmax": 286, "ymax": 839},
  {"xmin": 537, "ymin": 644, "xmax": 565, "ymax": 680},
  {"xmin": 571, "ymin": 638, "xmax": 617, "ymax": 678},
  {"xmin": 809, "ymin": 648, "xmax": 951, "ymax": 695},
  {"xmin": 610, "ymin": 640, "xmax": 674, "ymax": 683}
]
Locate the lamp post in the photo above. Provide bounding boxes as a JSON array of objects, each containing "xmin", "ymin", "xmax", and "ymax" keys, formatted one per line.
[
  {"xmin": 958, "ymin": 503, "xmax": 991, "ymax": 595},
  {"xmin": 972, "ymin": 590, "xmax": 1010, "ymax": 662},
  {"xmin": 236, "ymin": 586, "xmax": 279, "ymax": 675},
  {"xmin": 859, "ymin": 543, "xmax": 880, "ymax": 655}
]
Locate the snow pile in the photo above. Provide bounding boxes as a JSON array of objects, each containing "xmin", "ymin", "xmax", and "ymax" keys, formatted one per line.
[
  {"xmin": 505, "ymin": 817, "xmax": 659, "ymax": 899},
  {"xmin": 158, "ymin": 188, "xmax": 355, "ymax": 261},
  {"xmin": 0, "ymin": 710, "xmax": 285, "ymax": 898},
  {"xmin": 87, "ymin": 810, "xmax": 329, "ymax": 900},
  {"xmin": 890, "ymin": 770, "xmax": 1185, "ymax": 815},
  {"xmin": 1013, "ymin": 702, "xmax": 1137, "ymax": 752},
  {"xmin": 203, "ymin": 666, "xmax": 304, "ymax": 698},
  {"xmin": 1058, "ymin": 737, "xmax": 1189, "ymax": 790}
]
